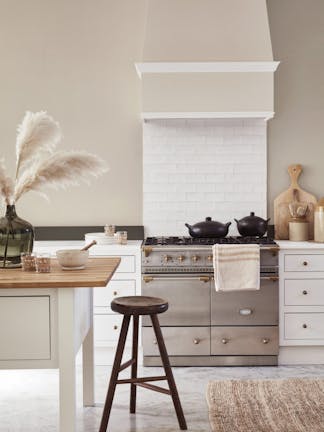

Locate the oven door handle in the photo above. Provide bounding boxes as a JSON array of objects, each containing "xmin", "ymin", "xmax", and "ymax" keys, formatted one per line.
[{"xmin": 143, "ymin": 276, "xmax": 211, "ymax": 283}]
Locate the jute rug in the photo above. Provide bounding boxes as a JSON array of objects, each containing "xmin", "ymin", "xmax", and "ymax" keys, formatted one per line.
[{"xmin": 206, "ymin": 378, "xmax": 324, "ymax": 432}]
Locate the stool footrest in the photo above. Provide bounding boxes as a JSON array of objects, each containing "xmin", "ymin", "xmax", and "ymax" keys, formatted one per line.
[
  {"xmin": 136, "ymin": 382, "xmax": 171, "ymax": 396},
  {"xmin": 117, "ymin": 375, "xmax": 167, "ymax": 384},
  {"xmin": 119, "ymin": 358, "xmax": 135, "ymax": 372}
]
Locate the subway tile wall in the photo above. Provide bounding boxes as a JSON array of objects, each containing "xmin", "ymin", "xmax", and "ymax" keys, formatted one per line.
[{"xmin": 143, "ymin": 119, "xmax": 267, "ymax": 236}]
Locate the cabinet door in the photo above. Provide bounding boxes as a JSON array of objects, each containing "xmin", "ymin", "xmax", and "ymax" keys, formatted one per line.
[
  {"xmin": 211, "ymin": 278, "xmax": 278, "ymax": 325},
  {"xmin": 94, "ymin": 280, "xmax": 136, "ymax": 311},
  {"xmin": 143, "ymin": 326, "xmax": 210, "ymax": 356},
  {"xmin": 284, "ymin": 254, "xmax": 324, "ymax": 272},
  {"xmin": 142, "ymin": 275, "xmax": 210, "ymax": 326},
  {"xmin": 0, "ymin": 296, "xmax": 50, "ymax": 360},
  {"xmin": 284, "ymin": 279, "xmax": 324, "ymax": 306}
]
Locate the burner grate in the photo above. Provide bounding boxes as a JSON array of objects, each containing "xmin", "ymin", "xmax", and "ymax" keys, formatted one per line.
[{"xmin": 144, "ymin": 236, "xmax": 277, "ymax": 246}]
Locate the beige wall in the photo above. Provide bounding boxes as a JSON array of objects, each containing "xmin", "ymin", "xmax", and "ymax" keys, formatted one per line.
[
  {"xmin": 267, "ymin": 0, "xmax": 324, "ymax": 218},
  {"xmin": 0, "ymin": 0, "xmax": 147, "ymax": 226},
  {"xmin": 1, "ymin": 0, "xmax": 323, "ymax": 227}
]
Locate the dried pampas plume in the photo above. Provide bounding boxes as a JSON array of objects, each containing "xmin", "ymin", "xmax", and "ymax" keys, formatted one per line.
[
  {"xmin": 0, "ymin": 160, "xmax": 14, "ymax": 205},
  {"xmin": 15, "ymin": 111, "xmax": 61, "ymax": 178},
  {"xmin": 0, "ymin": 111, "xmax": 109, "ymax": 206},
  {"xmin": 14, "ymin": 151, "xmax": 108, "ymax": 202}
]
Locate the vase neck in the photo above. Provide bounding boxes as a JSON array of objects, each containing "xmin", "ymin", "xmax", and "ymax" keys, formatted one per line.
[{"xmin": 5, "ymin": 205, "xmax": 17, "ymax": 219}]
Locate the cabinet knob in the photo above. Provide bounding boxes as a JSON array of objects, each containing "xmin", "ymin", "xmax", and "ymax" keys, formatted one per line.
[
  {"xmin": 193, "ymin": 338, "xmax": 200, "ymax": 345},
  {"xmin": 302, "ymin": 324, "xmax": 307, "ymax": 329},
  {"xmin": 113, "ymin": 291, "xmax": 118, "ymax": 296},
  {"xmin": 221, "ymin": 338, "xmax": 229, "ymax": 344},
  {"xmin": 113, "ymin": 325, "xmax": 118, "ymax": 330},
  {"xmin": 262, "ymin": 338, "xmax": 270, "ymax": 344},
  {"xmin": 153, "ymin": 340, "xmax": 157, "ymax": 345},
  {"xmin": 302, "ymin": 290, "xmax": 308, "ymax": 295},
  {"xmin": 303, "ymin": 261, "xmax": 308, "ymax": 266}
]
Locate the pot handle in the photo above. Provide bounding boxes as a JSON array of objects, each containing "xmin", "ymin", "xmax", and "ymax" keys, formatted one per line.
[
  {"xmin": 225, "ymin": 222, "xmax": 232, "ymax": 227},
  {"xmin": 234, "ymin": 219, "xmax": 239, "ymax": 224},
  {"xmin": 185, "ymin": 223, "xmax": 192, "ymax": 229}
]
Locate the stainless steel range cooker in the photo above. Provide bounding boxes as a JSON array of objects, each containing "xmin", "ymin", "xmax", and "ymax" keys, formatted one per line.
[{"xmin": 142, "ymin": 236, "xmax": 279, "ymax": 366}]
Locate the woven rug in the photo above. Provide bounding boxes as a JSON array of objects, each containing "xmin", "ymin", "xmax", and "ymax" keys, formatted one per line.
[{"xmin": 206, "ymin": 378, "xmax": 324, "ymax": 432}]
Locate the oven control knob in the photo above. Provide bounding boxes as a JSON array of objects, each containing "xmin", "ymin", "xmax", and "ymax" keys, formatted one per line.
[
  {"xmin": 177, "ymin": 255, "xmax": 185, "ymax": 262},
  {"xmin": 163, "ymin": 255, "xmax": 171, "ymax": 263},
  {"xmin": 207, "ymin": 255, "xmax": 213, "ymax": 262},
  {"xmin": 192, "ymin": 255, "xmax": 199, "ymax": 262}
]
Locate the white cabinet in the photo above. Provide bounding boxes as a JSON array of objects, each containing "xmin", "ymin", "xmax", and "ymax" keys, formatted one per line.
[
  {"xmin": 279, "ymin": 242, "xmax": 324, "ymax": 347},
  {"xmin": 89, "ymin": 242, "xmax": 142, "ymax": 347},
  {"xmin": 34, "ymin": 240, "xmax": 142, "ymax": 348}
]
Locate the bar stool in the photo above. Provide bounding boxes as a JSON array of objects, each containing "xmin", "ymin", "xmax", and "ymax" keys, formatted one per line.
[{"xmin": 99, "ymin": 296, "xmax": 187, "ymax": 431}]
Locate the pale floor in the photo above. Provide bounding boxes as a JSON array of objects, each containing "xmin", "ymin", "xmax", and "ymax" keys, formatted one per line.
[{"xmin": 1, "ymin": 358, "xmax": 324, "ymax": 432}]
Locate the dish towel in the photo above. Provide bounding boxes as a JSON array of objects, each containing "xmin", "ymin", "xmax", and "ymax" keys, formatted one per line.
[{"xmin": 212, "ymin": 244, "xmax": 260, "ymax": 292}]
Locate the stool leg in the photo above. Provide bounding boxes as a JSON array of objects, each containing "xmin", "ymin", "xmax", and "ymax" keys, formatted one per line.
[
  {"xmin": 130, "ymin": 314, "xmax": 139, "ymax": 413},
  {"xmin": 99, "ymin": 315, "xmax": 131, "ymax": 432},
  {"xmin": 150, "ymin": 314, "xmax": 187, "ymax": 430}
]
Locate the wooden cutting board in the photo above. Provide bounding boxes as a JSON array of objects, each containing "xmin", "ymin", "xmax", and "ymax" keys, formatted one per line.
[{"xmin": 274, "ymin": 164, "xmax": 317, "ymax": 240}]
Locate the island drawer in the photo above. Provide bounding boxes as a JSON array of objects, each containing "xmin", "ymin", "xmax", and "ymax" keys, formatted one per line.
[
  {"xmin": 211, "ymin": 326, "xmax": 278, "ymax": 355},
  {"xmin": 142, "ymin": 326, "xmax": 210, "ymax": 356},
  {"xmin": 284, "ymin": 279, "xmax": 324, "ymax": 305},
  {"xmin": 284, "ymin": 254, "xmax": 324, "ymax": 272}
]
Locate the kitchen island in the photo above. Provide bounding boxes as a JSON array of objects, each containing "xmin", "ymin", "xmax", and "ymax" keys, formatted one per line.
[{"xmin": 0, "ymin": 257, "xmax": 120, "ymax": 432}]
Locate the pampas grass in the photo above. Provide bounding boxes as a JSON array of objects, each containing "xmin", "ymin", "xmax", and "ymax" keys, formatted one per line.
[
  {"xmin": 15, "ymin": 111, "xmax": 61, "ymax": 178},
  {"xmin": 0, "ymin": 111, "xmax": 108, "ymax": 206},
  {"xmin": 14, "ymin": 151, "xmax": 108, "ymax": 202},
  {"xmin": 0, "ymin": 160, "xmax": 14, "ymax": 205}
]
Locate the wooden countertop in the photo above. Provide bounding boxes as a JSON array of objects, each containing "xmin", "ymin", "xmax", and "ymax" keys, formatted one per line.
[{"xmin": 0, "ymin": 257, "xmax": 121, "ymax": 288}]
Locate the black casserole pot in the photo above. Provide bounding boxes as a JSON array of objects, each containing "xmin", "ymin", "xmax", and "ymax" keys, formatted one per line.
[{"xmin": 185, "ymin": 217, "xmax": 231, "ymax": 238}]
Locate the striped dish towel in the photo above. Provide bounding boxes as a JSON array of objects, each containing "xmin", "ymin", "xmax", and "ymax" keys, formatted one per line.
[{"xmin": 212, "ymin": 244, "xmax": 260, "ymax": 292}]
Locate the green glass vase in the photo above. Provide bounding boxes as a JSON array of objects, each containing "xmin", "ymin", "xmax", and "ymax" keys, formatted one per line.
[{"xmin": 0, "ymin": 205, "xmax": 34, "ymax": 268}]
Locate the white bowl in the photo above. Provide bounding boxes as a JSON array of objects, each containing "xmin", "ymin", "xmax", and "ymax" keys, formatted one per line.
[{"xmin": 56, "ymin": 249, "xmax": 89, "ymax": 270}]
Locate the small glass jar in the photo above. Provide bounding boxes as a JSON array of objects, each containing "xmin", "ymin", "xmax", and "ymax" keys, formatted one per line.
[
  {"xmin": 116, "ymin": 231, "xmax": 127, "ymax": 245},
  {"xmin": 21, "ymin": 252, "xmax": 36, "ymax": 271},
  {"xmin": 36, "ymin": 253, "xmax": 51, "ymax": 273},
  {"xmin": 104, "ymin": 224, "xmax": 115, "ymax": 237}
]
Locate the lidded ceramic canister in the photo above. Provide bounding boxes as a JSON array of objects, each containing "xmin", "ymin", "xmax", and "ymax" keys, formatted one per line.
[{"xmin": 314, "ymin": 198, "xmax": 324, "ymax": 242}]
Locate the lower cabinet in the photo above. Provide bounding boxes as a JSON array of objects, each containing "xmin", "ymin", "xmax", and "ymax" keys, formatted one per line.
[{"xmin": 279, "ymin": 246, "xmax": 324, "ymax": 347}]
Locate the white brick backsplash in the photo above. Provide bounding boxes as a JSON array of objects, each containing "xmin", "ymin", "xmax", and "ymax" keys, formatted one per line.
[{"xmin": 143, "ymin": 119, "xmax": 267, "ymax": 236}]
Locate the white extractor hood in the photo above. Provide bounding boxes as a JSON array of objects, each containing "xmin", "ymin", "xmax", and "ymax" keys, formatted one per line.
[{"xmin": 136, "ymin": 0, "xmax": 279, "ymax": 120}]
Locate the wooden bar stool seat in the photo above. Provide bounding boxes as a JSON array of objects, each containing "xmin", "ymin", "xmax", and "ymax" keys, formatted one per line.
[
  {"xmin": 111, "ymin": 295, "xmax": 168, "ymax": 315},
  {"xmin": 99, "ymin": 295, "xmax": 187, "ymax": 431}
]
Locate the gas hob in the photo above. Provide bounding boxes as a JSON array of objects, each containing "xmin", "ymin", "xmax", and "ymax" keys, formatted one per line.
[{"xmin": 144, "ymin": 236, "xmax": 278, "ymax": 246}]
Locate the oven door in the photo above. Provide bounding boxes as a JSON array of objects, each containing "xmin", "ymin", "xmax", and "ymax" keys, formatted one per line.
[
  {"xmin": 142, "ymin": 274, "xmax": 211, "ymax": 326},
  {"xmin": 211, "ymin": 276, "xmax": 279, "ymax": 326}
]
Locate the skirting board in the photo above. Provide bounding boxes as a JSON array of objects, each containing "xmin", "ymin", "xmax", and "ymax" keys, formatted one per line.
[{"xmin": 279, "ymin": 347, "xmax": 324, "ymax": 365}]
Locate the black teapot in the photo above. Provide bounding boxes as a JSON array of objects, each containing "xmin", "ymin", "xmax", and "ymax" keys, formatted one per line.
[
  {"xmin": 185, "ymin": 217, "xmax": 231, "ymax": 238},
  {"xmin": 234, "ymin": 212, "xmax": 270, "ymax": 237}
]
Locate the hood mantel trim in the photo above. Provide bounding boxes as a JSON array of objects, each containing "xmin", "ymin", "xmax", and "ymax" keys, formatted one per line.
[
  {"xmin": 135, "ymin": 61, "xmax": 279, "ymax": 78},
  {"xmin": 142, "ymin": 111, "xmax": 274, "ymax": 121}
]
